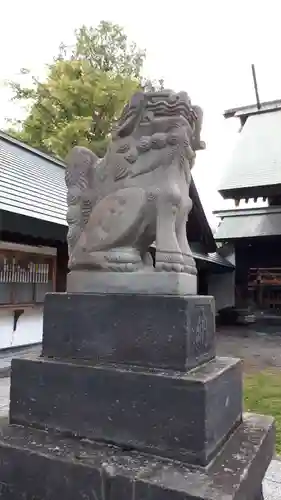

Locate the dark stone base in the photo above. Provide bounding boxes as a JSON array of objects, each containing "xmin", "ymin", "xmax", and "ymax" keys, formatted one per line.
[
  {"xmin": 0, "ymin": 414, "xmax": 274, "ymax": 499},
  {"xmin": 10, "ymin": 355, "xmax": 242, "ymax": 466},
  {"xmin": 42, "ymin": 293, "xmax": 215, "ymax": 371}
]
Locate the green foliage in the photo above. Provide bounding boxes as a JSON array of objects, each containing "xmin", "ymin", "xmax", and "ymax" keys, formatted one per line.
[
  {"xmin": 244, "ymin": 369, "xmax": 281, "ymax": 453},
  {"xmin": 61, "ymin": 21, "xmax": 146, "ymax": 78},
  {"xmin": 6, "ymin": 21, "xmax": 154, "ymax": 159}
]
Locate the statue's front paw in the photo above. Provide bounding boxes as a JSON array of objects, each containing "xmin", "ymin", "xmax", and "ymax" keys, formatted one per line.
[
  {"xmin": 155, "ymin": 251, "xmax": 185, "ymax": 272},
  {"xmin": 182, "ymin": 253, "xmax": 197, "ymax": 275}
]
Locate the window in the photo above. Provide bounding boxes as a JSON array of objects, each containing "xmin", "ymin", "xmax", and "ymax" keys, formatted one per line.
[{"xmin": 0, "ymin": 243, "xmax": 56, "ymax": 307}]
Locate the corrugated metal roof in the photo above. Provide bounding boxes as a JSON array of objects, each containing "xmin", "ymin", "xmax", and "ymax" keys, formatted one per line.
[
  {"xmin": 215, "ymin": 210, "xmax": 281, "ymax": 240},
  {"xmin": 0, "ymin": 134, "xmax": 67, "ymax": 226},
  {"xmin": 218, "ymin": 110, "xmax": 281, "ymax": 193}
]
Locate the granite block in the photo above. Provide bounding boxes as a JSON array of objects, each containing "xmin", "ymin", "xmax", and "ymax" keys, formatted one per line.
[
  {"xmin": 0, "ymin": 413, "xmax": 274, "ymax": 499},
  {"xmin": 10, "ymin": 356, "xmax": 242, "ymax": 466},
  {"xmin": 42, "ymin": 293, "xmax": 216, "ymax": 371}
]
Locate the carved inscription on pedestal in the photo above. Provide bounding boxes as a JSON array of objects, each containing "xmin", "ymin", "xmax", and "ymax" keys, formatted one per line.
[
  {"xmin": 195, "ymin": 307, "xmax": 208, "ymax": 349},
  {"xmin": 187, "ymin": 303, "xmax": 215, "ymax": 369}
]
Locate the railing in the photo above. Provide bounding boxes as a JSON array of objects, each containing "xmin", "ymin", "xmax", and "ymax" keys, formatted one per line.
[
  {"xmin": 248, "ymin": 268, "xmax": 281, "ymax": 310},
  {"xmin": 248, "ymin": 268, "xmax": 281, "ymax": 287}
]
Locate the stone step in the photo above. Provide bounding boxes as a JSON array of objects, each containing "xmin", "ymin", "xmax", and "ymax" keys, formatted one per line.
[
  {"xmin": 9, "ymin": 355, "xmax": 242, "ymax": 466},
  {"xmin": 0, "ymin": 413, "xmax": 273, "ymax": 500}
]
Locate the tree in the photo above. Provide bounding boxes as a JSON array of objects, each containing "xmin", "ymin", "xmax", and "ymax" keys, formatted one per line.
[
  {"xmin": 60, "ymin": 21, "xmax": 145, "ymax": 78},
  {"xmin": 6, "ymin": 22, "xmax": 149, "ymax": 159}
]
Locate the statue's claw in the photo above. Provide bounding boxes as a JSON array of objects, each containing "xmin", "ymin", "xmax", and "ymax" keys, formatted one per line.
[{"xmin": 155, "ymin": 251, "xmax": 185, "ymax": 273}]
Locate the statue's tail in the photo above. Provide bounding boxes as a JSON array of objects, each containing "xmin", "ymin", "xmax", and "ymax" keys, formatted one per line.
[
  {"xmin": 65, "ymin": 146, "xmax": 99, "ymax": 256},
  {"xmin": 192, "ymin": 105, "xmax": 206, "ymax": 151}
]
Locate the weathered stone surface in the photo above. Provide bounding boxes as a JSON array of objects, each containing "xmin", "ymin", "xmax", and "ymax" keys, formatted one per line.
[
  {"xmin": 65, "ymin": 90, "xmax": 206, "ymax": 291},
  {"xmin": 43, "ymin": 293, "xmax": 215, "ymax": 371},
  {"xmin": 10, "ymin": 356, "xmax": 242, "ymax": 466},
  {"xmin": 67, "ymin": 270, "xmax": 198, "ymax": 295},
  {"xmin": 0, "ymin": 414, "xmax": 274, "ymax": 499}
]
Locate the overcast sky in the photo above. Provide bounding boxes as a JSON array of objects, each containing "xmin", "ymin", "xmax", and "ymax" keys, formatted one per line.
[{"xmin": 1, "ymin": 0, "xmax": 281, "ymax": 227}]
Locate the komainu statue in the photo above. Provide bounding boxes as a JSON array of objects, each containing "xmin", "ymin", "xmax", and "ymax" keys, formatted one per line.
[{"xmin": 65, "ymin": 90, "xmax": 205, "ymax": 275}]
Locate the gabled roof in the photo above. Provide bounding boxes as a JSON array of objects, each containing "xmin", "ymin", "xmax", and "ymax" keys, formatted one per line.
[
  {"xmin": 0, "ymin": 131, "xmax": 67, "ymax": 226},
  {"xmin": 214, "ymin": 206, "xmax": 281, "ymax": 241},
  {"xmin": 218, "ymin": 110, "xmax": 281, "ymax": 199},
  {"xmin": 0, "ymin": 131, "xmax": 216, "ymax": 252}
]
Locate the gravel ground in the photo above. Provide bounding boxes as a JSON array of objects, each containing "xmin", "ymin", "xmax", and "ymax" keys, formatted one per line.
[{"xmin": 217, "ymin": 326, "xmax": 281, "ymax": 372}]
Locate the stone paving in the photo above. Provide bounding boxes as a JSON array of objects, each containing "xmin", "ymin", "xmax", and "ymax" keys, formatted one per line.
[
  {"xmin": 0, "ymin": 344, "xmax": 41, "ymax": 377},
  {"xmin": 0, "ymin": 378, "xmax": 9, "ymax": 416},
  {"xmin": 263, "ymin": 460, "xmax": 281, "ymax": 499}
]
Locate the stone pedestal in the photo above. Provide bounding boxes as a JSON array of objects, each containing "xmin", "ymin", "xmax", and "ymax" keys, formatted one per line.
[
  {"xmin": 42, "ymin": 293, "xmax": 216, "ymax": 371},
  {"xmin": 0, "ymin": 291, "xmax": 275, "ymax": 499}
]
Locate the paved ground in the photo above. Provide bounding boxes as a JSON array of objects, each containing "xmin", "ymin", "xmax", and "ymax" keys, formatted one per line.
[
  {"xmin": 0, "ymin": 378, "xmax": 9, "ymax": 416},
  {"xmin": 264, "ymin": 460, "xmax": 281, "ymax": 500},
  {"xmin": 0, "ymin": 344, "xmax": 41, "ymax": 377},
  {"xmin": 217, "ymin": 326, "xmax": 281, "ymax": 372}
]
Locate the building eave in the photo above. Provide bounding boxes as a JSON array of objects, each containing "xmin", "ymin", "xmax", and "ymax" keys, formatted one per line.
[
  {"xmin": 224, "ymin": 99, "xmax": 281, "ymax": 120},
  {"xmin": 214, "ymin": 206, "xmax": 281, "ymax": 218},
  {"xmin": 214, "ymin": 207, "xmax": 281, "ymax": 241},
  {"xmin": 189, "ymin": 179, "xmax": 217, "ymax": 253},
  {"xmin": 150, "ymin": 243, "xmax": 234, "ymax": 270},
  {"xmin": 219, "ymin": 183, "xmax": 281, "ymax": 201}
]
